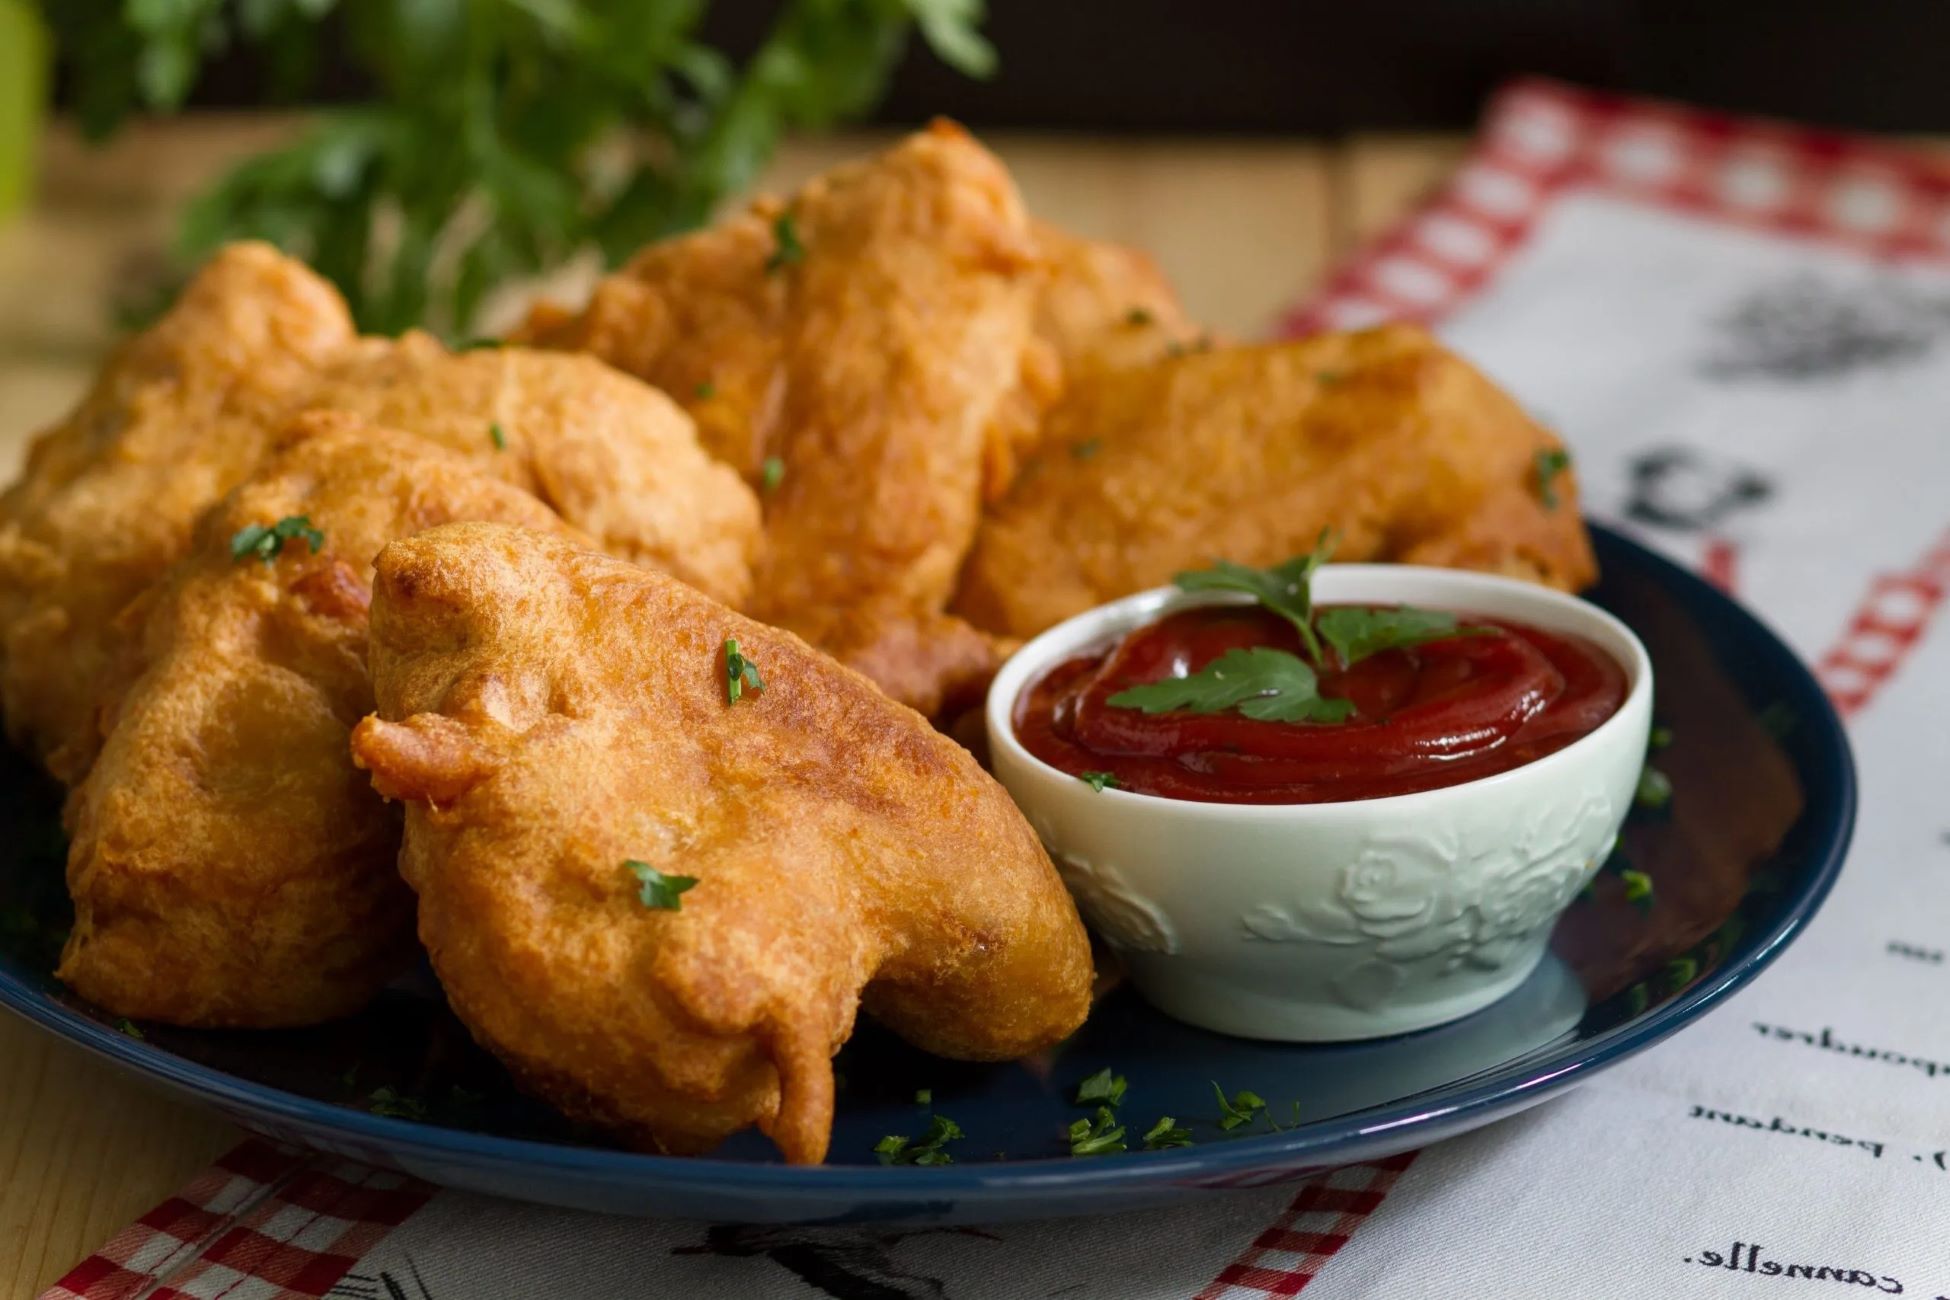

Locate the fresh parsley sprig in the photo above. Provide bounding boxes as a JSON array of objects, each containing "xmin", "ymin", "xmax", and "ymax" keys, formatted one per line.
[
  {"xmin": 1172, "ymin": 538, "xmax": 1331, "ymax": 662},
  {"xmin": 1108, "ymin": 647, "xmax": 1355, "ymax": 724},
  {"xmin": 1316, "ymin": 606, "xmax": 1495, "ymax": 668},
  {"xmin": 1112, "ymin": 534, "xmax": 1497, "ymax": 725}
]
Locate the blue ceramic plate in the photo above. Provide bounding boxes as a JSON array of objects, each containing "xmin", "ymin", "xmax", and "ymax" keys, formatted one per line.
[{"xmin": 0, "ymin": 525, "xmax": 1853, "ymax": 1224}]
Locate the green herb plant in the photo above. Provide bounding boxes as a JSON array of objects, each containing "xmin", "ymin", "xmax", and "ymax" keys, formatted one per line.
[{"xmin": 44, "ymin": 0, "xmax": 995, "ymax": 336}]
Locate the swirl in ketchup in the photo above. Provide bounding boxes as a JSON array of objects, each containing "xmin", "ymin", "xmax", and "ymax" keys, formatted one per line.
[{"xmin": 1014, "ymin": 604, "xmax": 1627, "ymax": 804}]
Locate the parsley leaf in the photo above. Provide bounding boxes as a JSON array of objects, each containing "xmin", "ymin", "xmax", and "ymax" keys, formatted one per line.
[
  {"xmin": 694, "ymin": 381, "xmax": 716, "ymax": 400},
  {"xmin": 368, "ymin": 1086, "xmax": 429, "ymax": 1121},
  {"xmin": 229, "ymin": 515, "xmax": 324, "ymax": 564},
  {"xmin": 1142, "ymin": 1116, "xmax": 1193, "ymax": 1149},
  {"xmin": 1070, "ymin": 438, "xmax": 1102, "ymax": 460},
  {"xmin": 1078, "ymin": 771, "xmax": 1120, "ymax": 793},
  {"xmin": 766, "ymin": 212, "xmax": 805, "ymax": 272},
  {"xmin": 914, "ymin": 1089, "xmax": 932, "ymax": 1105},
  {"xmin": 489, "ymin": 420, "xmax": 507, "ymax": 450},
  {"xmin": 1173, "ymin": 534, "xmax": 1334, "ymax": 661},
  {"xmin": 1067, "ymin": 1107, "xmax": 1127, "ymax": 1156},
  {"xmin": 1072, "ymin": 1068, "xmax": 1127, "ymax": 1107},
  {"xmin": 1315, "ymin": 606, "xmax": 1496, "ymax": 668},
  {"xmin": 1212, "ymin": 1082, "xmax": 1267, "ymax": 1131},
  {"xmin": 876, "ymin": 1114, "xmax": 962, "ymax": 1165},
  {"xmin": 1635, "ymin": 764, "xmax": 1673, "ymax": 810},
  {"xmin": 115, "ymin": 1017, "xmax": 144, "ymax": 1040},
  {"xmin": 1108, "ymin": 647, "xmax": 1355, "ymax": 724},
  {"xmin": 1535, "ymin": 447, "xmax": 1573, "ymax": 509},
  {"xmin": 760, "ymin": 457, "xmax": 785, "ymax": 494},
  {"xmin": 1124, "ymin": 306, "xmax": 1155, "ymax": 326},
  {"xmin": 626, "ymin": 860, "xmax": 698, "ymax": 911},
  {"xmin": 1618, "ymin": 867, "xmax": 1655, "ymax": 907},
  {"xmin": 724, "ymin": 637, "xmax": 765, "ymax": 704}
]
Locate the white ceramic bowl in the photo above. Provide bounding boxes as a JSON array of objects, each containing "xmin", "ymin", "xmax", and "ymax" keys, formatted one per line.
[{"xmin": 986, "ymin": 565, "xmax": 1653, "ymax": 1042}]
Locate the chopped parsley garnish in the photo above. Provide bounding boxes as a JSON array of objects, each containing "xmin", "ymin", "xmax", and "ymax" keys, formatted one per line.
[
  {"xmin": 915, "ymin": 1088, "xmax": 932, "ymax": 1105},
  {"xmin": 1067, "ymin": 1106, "xmax": 1127, "ymax": 1156},
  {"xmin": 1649, "ymin": 724, "xmax": 1674, "ymax": 750},
  {"xmin": 1619, "ymin": 867, "xmax": 1654, "ymax": 906},
  {"xmin": 1635, "ymin": 764, "xmax": 1673, "ymax": 810},
  {"xmin": 1212, "ymin": 1082, "xmax": 1267, "ymax": 1131},
  {"xmin": 1072, "ymin": 1068, "xmax": 1127, "ymax": 1107},
  {"xmin": 1142, "ymin": 1116, "xmax": 1193, "ymax": 1149},
  {"xmin": 760, "ymin": 456, "xmax": 785, "ymax": 493},
  {"xmin": 1756, "ymin": 701, "xmax": 1797, "ymax": 739},
  {"xmin": 229, "ymin": 515, "xmax": 324, "ymax": 565},
  {"xmin": 115, "ymin": 1017, "xmax": 143, "ymax": 1040},
  {"xmin": 626, "ymin": 859, "xmax": 697, "ymax": 911},
  {"xmin": 456, "ymin": 335, "xmax": 503, "ymax": 351},
  {"xmin": 694, "ymin": 381, "xmax": 717, "ymax": 399},
  {"xmin": 489, "ymin": 420, "xmax": 507, "ymax": 450},
  {"xmin": 1109, "ymin": 647, "xmax": 1355, "ymax": 724},
  {"xmin": 876, "ymin": 1114, "xmax": 962, "ymax": 1165},
  {"xmin": 1535, "ymin": 447, "xmax": 1573, "ymax": 509},
  {"xmin": 723, "ymin": 637, "xmax": 765, "ymax": 704},
  {"xmin": 1078, "ymin": 771, "xmax": 1120, "ymax": 793},
  {"xmin": 1070, "ymin": 438, "xmax": 1103, "ymax": 460},
  {"xmin": 1315, "ymin": 369, "xmax": 1346, "ymax": 385},
  {"xmin": 1124, "ymin": 306, "xmax": 1155, "ymax": 326},
  {"xmin": 766, "ymin": 212, "xmax": 805, "ymax": 272},
  {"xmin": 368, "ymin": 1086, "xmax": 429, "ymax": 1121}
]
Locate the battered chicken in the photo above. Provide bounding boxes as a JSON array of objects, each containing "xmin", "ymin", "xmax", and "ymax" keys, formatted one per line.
[
  {"xmin": 300, "ymin": 332, "xmax": 759, "ymax": 606},
  {"xmin": 1031, "ymin": 219, "xmax": 1200, "ymax": 380},
  {"xmin": 0, "ymin": 245, "xmax": 758, "ymax": 783},
  {"xmin": 58, "ymin": 416, "xmax": 585, "ymax": 1027},
  {"xmin": 955, "ymin": 324, "xmax": 1597, "ymax": 639},
  {"xmin": 519, "ymin": 122, "xmax": 1053, "ymax": 714},
  {"xmin": 351, "ymin": 523, "xmax": 1093, "ymax": 1163},
  {"xmin": 0, "ymin": 244, "xmax": 355, "ymax": 779}
]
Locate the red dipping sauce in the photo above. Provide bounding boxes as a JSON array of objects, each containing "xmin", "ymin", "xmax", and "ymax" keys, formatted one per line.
[{"xmin": 1014, "ymin": 605, "xmax": 1627, "ymax": 804}]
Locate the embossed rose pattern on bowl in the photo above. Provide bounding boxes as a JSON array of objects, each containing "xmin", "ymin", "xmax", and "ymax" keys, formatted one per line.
[{"xmin": 989, "ymin": 565, "xmax": 1654, "ymax": 1042}]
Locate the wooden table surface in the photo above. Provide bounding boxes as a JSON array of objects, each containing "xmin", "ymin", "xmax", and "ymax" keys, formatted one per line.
[{"xmin": 0, "ymin": 117, "xmax": 1462, "ymax": 1296}]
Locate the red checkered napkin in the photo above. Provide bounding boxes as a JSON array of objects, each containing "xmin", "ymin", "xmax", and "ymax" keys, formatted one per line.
[{"xmin": 44, "ymin": 1142, "xmax": 434, "ymax": 1300}]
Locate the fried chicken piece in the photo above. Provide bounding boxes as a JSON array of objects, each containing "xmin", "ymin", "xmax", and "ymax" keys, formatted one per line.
[
  {"xmin": 57, "ymin": 416, "xmax": 584, "ymax": 1027},
  {"xmin": 350, "ymin": 523, "xmax": 1092, "ymax": 1163},
  {"xmin": 0, "ymin": 245, "xmax": 758, "ymax": 783},
  {"xmin": 0, "ymin": 243, "xmax": 356, "ymax": 779},
  {"xmin": 955, "ymin": 324, "xmax": 1598, "ymax": 639},
  {"xmin": 300, "ymin": 332, "xmax": 759, "ymax": 606},
  {"xmin": 518, "ymin": 122, "xmax": 1052, "ymax": 712},
  {"xmin": 1031, "ymin": 219, "xmax": 1200, "ymax": 379}
]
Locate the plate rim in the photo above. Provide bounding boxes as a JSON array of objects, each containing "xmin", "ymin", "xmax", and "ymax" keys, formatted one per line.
[{"xmin": 0, "ymin": 522, "xmax": 1857, "ymax": 1200}]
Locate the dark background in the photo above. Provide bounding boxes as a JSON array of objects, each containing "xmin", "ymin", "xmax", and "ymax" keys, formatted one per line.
[{"xmin": 130, "ymin": 1, "xmax": 1950, "ymax": 135}]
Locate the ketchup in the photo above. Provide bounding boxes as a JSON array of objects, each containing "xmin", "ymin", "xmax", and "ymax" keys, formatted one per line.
[{"xmin": 1014, "ymin": 605, "xmax": 1626, "ymax": 804}]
